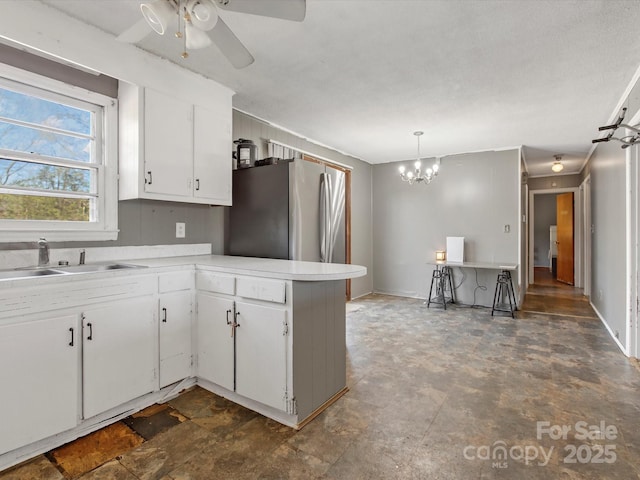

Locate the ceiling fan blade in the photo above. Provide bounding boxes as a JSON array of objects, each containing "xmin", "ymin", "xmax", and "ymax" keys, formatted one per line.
[
  {"xmin": 116, "ymin": 18, "xmax": 152, "ymax": 44},
  {"xmin": 208, "ymin": 17, "xmax": 254, "ymax": 69},
  {"xmin": 215, "ymin": 0, "xmax": 306, "ymax": 22}
]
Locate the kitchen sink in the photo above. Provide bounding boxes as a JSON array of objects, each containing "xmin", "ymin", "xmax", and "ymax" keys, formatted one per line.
[
  {"xmin": 0, "ymin": 268, "xmax": 69, "ymax": 280},
  {"xmin": 54, "ymin": 263, "xmax": 145, "ymax": 273},
  {"xmin": 0, "ymin": 263, "xmax": 146, "ymax": 281}
]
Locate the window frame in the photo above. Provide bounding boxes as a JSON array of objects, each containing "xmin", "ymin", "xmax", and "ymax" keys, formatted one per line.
[{"xmin": 0, "ymin": 63, "xmax": 118, "ymax": 242}]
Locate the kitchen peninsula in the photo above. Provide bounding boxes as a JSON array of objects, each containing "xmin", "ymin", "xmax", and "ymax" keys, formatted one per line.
[{"xmin": 0, "ymin": 253, "xmax": 366, "ymax": 471}]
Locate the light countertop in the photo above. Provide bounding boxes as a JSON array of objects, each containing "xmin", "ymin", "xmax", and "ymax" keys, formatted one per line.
[{"xmin": 133, "ymin": 255, "xmax": 367, "ymax": 281}]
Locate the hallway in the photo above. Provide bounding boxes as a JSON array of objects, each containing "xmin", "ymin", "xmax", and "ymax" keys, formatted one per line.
[{"xmin": 521, "ymin": 267, "xmax": 597, "ymax": 320}]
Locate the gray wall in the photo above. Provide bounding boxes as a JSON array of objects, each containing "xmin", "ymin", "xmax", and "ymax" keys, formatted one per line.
[
  {"xmin": 527, "ymin": 174, "xmax": 582, "ymax": 190},
  {"xmin": 232, "ymin": 110, "xmax": 374, "ymax": 299},
  {"xmin": 372, "ymin": 149, "xmax": 520, "ymax": 306},
  {"xmin": 582, "ymin": 64, "xmax": 640, "ymax": 351},
  {"xmin": 589, "ymin": 135, "xmax": 627, "ymax": 346},
  {"xmin": 0, "ymin": 43, "xmax": 117, "ymax": 98},
  {"xmin": 533, "ymin": 194, "xmax": 557, "ymax": 267}
]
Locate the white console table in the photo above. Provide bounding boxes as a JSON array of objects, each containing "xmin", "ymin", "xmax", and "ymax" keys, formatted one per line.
[{"xmin": 428, "ymin": 261, "xmax": 518, "ymax": 316}]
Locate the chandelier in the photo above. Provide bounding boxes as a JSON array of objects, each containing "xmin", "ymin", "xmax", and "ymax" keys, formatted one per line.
[{"xmin": 398, "ymin": 131, "xmax": 439, "ymax": 185}]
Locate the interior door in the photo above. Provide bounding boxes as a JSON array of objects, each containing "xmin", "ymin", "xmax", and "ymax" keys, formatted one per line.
[{"xmin": 557, "ymin": 192, "xmax": 574, "ymax": 285}]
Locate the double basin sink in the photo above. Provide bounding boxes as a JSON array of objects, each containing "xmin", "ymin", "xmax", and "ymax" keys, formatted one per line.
[{"xmin": 0, "ymin": 263, "xmax": 145, "ymax": 281}]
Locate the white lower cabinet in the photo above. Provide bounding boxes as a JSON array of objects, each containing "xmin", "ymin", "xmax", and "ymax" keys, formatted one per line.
[
  {"xmin": 196, "ymin": 280, "xmax": 289, "ymax": 412},
  {"xmin": 196, "ymin": 293, "xmax": 235, "ymax": 391},
  {"xmin": 159, "ymin": 290, "xmax": 193, "ymax": 388},
  {"xmin": 0, "ymin": 314, "xmax": 79, "ymax": 455},
  {"xmin": 82, "ymin": 296, "xmax": 157, "ymax": 419},
  {"xmin": 234, "ymin": 301, "xmax": 288, "ymax": 411}
]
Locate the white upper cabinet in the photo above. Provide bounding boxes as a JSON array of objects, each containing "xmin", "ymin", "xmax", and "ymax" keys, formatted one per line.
[
  {"xmin": 193, "ymin": 105, "xmax": 232, "ymax": 203},
  {"xmin": 119, "ymin": 83, "xmax": 232, "ymax": 205},
  {"xmin": 143, "ymin": 89, "xmax": 193, "ymax": 198}
]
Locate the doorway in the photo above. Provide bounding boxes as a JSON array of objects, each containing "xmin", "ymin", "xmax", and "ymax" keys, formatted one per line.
[{"xmin": 528, "ymin": 187, "xmax": 581, "ymax": 287}]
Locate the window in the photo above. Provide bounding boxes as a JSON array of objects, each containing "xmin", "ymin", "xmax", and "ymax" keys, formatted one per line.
[{"xmin": 0, "ymin": 64, "xmax": 117, "ymax": 241}]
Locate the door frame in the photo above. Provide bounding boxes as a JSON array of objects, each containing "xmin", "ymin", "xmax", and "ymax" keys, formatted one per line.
[
  {"xmin": 528, "ymin": 187, "xmax": 582, "ymax": 287},
  {"xmin": 303, "ymin": 154, "xmax": 353, "ymax": 300},
  {"xmin": 581, "ymin": 175, "xmax": 592, "ymax": 298},
  {"xmin": 626, "ymin": 116, "xmax": 640, "ymax": 358}
]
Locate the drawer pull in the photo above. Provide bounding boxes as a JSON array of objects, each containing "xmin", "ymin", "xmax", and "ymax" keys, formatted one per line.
[
  {"xmin": 87, "ymin": 322, "xmax": 93, "ymax": 341},
  {"xmin": 68, "ymin": 327, "xmax": 74, "ymax": 347}
]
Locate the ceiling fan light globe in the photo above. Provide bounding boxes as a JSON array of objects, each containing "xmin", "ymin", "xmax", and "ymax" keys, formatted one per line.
[
  {"xmin": 187, "ymin": 0, "xmax": 219, "ymax": 30},
  {"xmin": 140, "ymin": 0, "xmax": 175, "ymax": 35}
]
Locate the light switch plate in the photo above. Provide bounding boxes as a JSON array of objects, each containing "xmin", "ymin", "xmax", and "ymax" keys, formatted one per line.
[{"xmin": 176, "ymin": 222, "xmax": 186, "ymax": 238}]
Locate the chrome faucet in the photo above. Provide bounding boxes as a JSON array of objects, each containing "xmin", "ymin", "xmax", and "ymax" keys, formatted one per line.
[{"xmin": 37, "ymin": 238, "xmax": 49, "ymax": 266}]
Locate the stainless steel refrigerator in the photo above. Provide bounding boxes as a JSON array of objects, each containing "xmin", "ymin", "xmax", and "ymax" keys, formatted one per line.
[{"xmin": 228, "ymin": 160, "xmax": 346, "ymax": 263}]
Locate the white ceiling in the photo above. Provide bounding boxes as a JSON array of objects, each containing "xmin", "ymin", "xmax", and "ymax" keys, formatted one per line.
[{"xmin": 38, "ymin": 0, "xmax": 640, "ymax": 176}]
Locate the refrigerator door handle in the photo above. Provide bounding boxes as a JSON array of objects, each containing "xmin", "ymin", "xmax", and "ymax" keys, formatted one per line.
[{"xmin": 320, "ymin": 172, "xmax": 332, "ymax": 263}]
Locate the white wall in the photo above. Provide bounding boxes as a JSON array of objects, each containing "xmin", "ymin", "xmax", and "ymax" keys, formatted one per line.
[
  {"xmin": 232, "ymin": 111, "xmax": 374, "ymax": 299},
  {"xmin": 372, "ymin": 149, "xmax": 521, "ymax": 306}
]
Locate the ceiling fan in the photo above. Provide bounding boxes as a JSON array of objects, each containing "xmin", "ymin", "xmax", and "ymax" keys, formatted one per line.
[{"xmin": 118, "ymin": 0, "xmax": 306, "ymax": 69}]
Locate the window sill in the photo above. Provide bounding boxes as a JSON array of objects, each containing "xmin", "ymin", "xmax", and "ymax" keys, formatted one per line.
[{"xmin": 0, "ymin": 229, "xmax": 119, "ymax": 243}]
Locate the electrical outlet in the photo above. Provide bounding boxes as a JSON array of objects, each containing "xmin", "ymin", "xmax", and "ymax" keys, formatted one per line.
[
  {"xmin": 504, "ymin": 224, "xmax": 510, "ymax": 233},
  {"xmin": 176, "ymin": 222, "xmax": 186, "ymax": 238}
]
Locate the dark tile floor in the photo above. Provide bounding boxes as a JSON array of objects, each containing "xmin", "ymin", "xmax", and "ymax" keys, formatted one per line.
[{"xmin": 2, "ymin": 283, "xmax": 640, "ymax": 479}]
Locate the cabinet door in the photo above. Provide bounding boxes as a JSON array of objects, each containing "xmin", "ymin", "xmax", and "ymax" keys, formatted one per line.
[
  {"xmin": 235, "ymin": 301, "xmax": 287, "ymax": 411},
  {"xmin": 144, "ymin": 88, "xmax": 193, "ymax": 198},
  {"xmin": 82, "ymin": 296, "xmax": 157, "ymax": 419},
  {"xmin": 196, "ymin": 293, "xmax": 234, "ymax": 391},
  {"xmin": 193, "ymin": 105, "xmax": 232, "ymax": 205},
  {"xmin": 159, "ymin": 291, "xmax": 193, "ymax": 388},
  {"xmin": 0, "ymin": 314, "xmax": 79, "ymax": 455}
]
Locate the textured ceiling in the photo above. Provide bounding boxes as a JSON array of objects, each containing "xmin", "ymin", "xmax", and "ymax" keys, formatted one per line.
[{"xmin": 38, "ymin": 0, "xmax": 640, "ymax": 176}]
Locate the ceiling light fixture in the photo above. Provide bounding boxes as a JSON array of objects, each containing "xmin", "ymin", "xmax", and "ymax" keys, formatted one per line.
[
  {"xmin": 551, "ymin": 154, "xmax": 564, "ymax": 173},
  {"xmin": 398, "ymin": 131, "xmax": 440, "ymax": 185},
  {"xmin": 140, "ymin": 0, "xmax": 175, "ymax": 35}
]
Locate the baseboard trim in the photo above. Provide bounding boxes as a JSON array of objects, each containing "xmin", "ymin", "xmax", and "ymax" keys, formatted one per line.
[{"xmin": 590, "ymin": 302, "xmax": 628, "ymax": 356}]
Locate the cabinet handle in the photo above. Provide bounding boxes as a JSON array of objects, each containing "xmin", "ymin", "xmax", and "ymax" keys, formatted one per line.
[
  {"xmin": 146, "ymin": 171, "xmax": 153, "ymax": 185},
  {"xmin": 69, "ymin": 327, "xmax": 74, "ymax": 347},
  {"xmin": 87, "ymin": 322, "xmax": 93, "ymax": 341},
  {"xmin": 195, "ymin": 178, "xmax": 200, "ymax": 191},
  {"xmin": 226, "ymin": 308, "xmax": 232, "ymax": 325},
  {"xmin": 162, "ymin": 307, "xmax": 167, "ymax": 323},
  {"xmin": 233, "ymin": 310, "xmax": 240, "ymax": 338}
]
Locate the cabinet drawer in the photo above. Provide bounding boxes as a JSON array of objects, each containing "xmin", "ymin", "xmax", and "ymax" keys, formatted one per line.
[
  {"xmin": 159, "ymin": 271, "xmax": 193, "ymax": 293},
  {"xmin": 236, "ymin": 277, "xmax": 286, "ymax": 304},
  {"xmin": 196, "ymin": 271, "xmax": 235, "ymax": 295}
]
